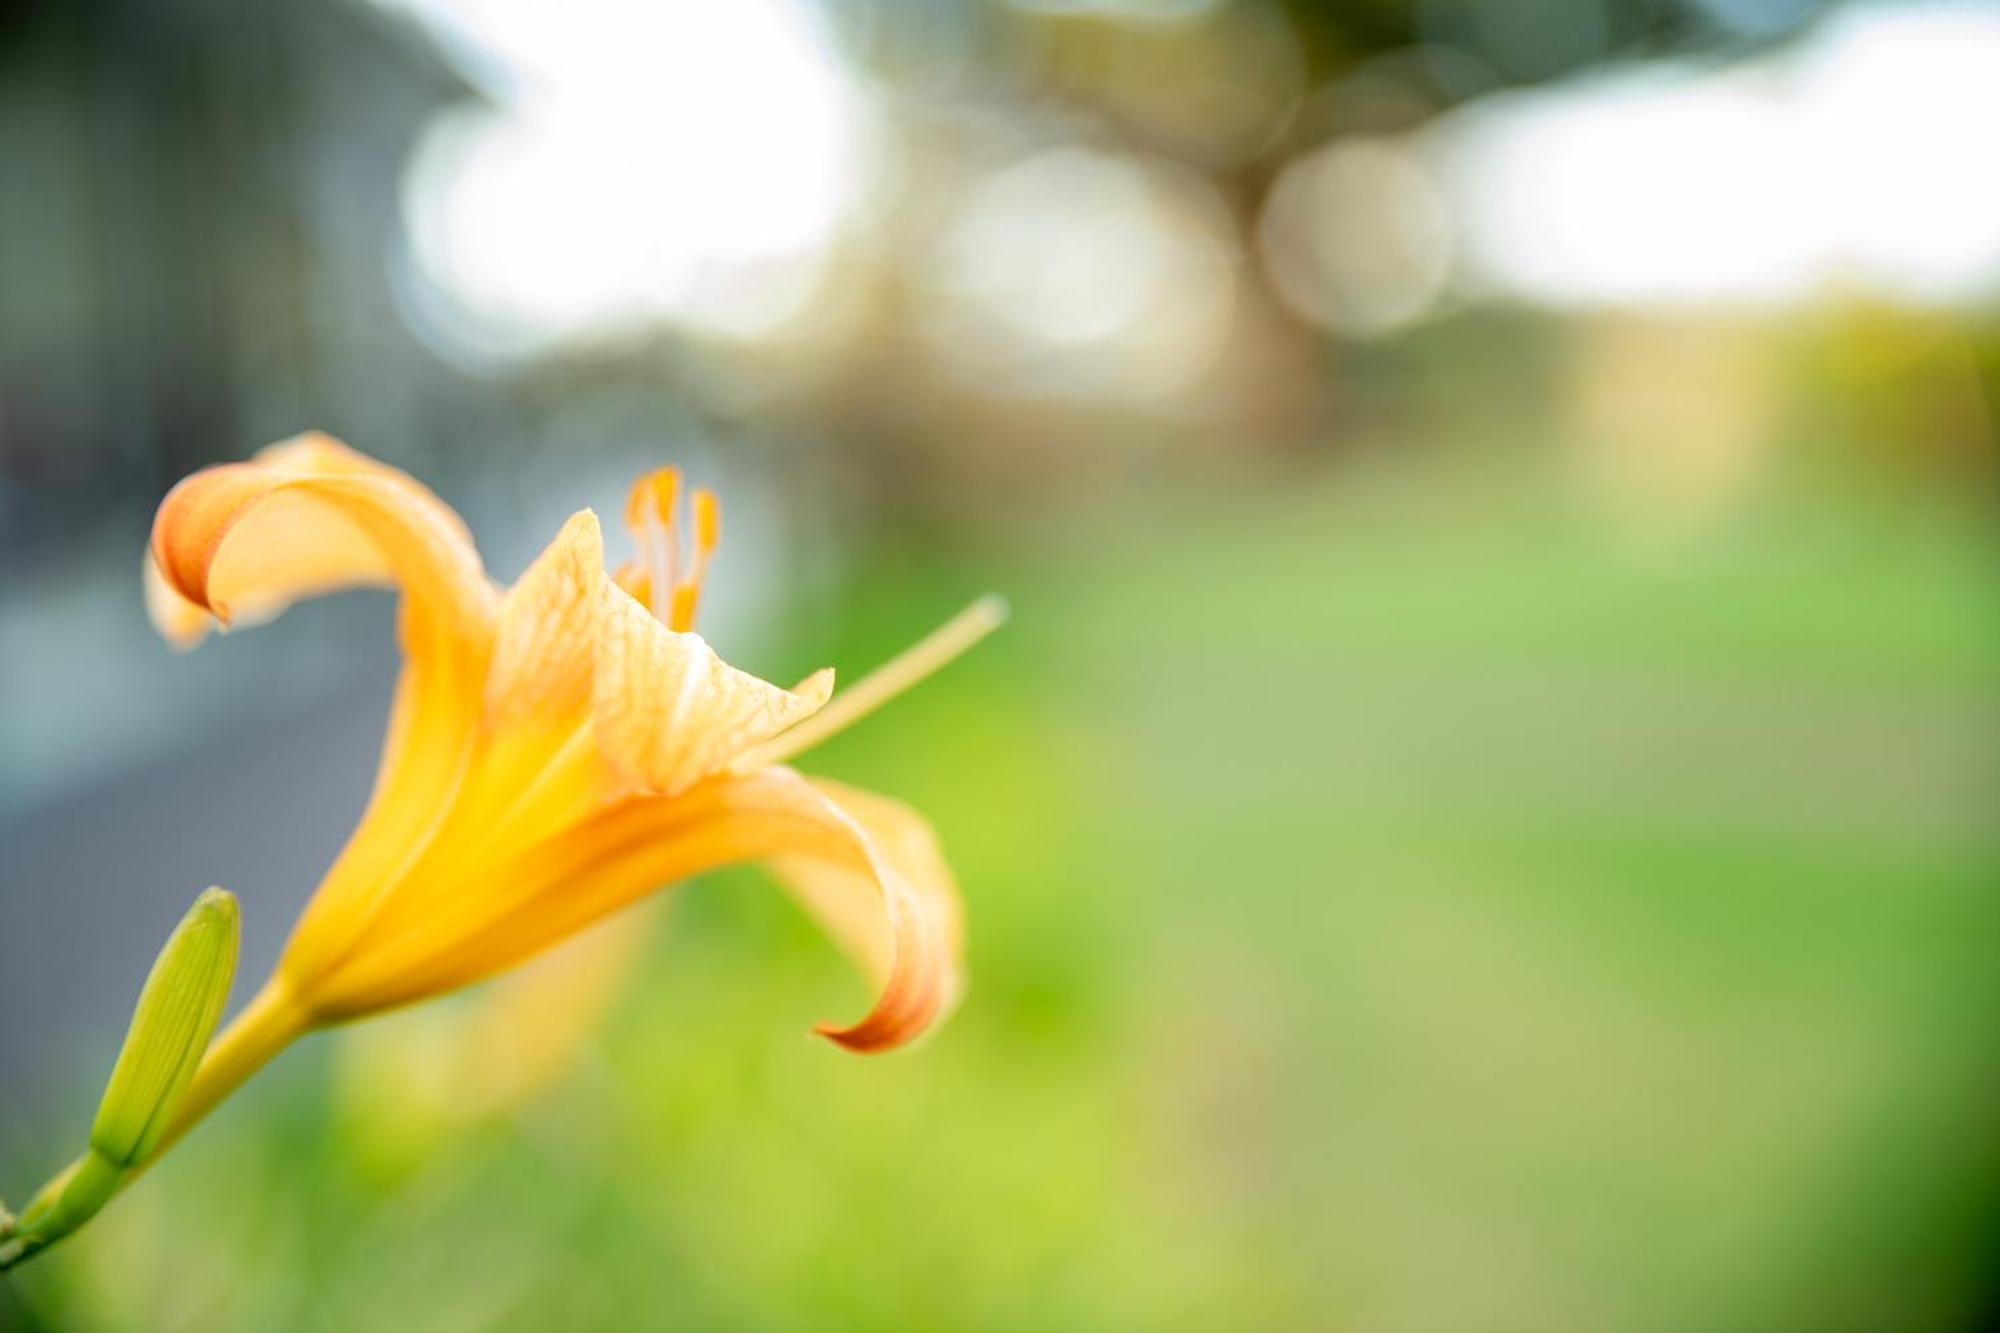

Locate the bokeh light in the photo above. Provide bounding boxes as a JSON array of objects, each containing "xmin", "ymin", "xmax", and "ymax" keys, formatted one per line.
[
  {"xmin": 1259, "ymin": 136, "xmax": 1455, "ymax": 338},
  {"xmin": 393, "ymin": 0, "xmax": 867, "ymax": 355},
  {"xmin": 923, "ymin": 146, "xmax": 1239, "ymax": 400},
  {"xmin": 1435, "ymin": 3, "xmax": 2000, "ymax": 308}
]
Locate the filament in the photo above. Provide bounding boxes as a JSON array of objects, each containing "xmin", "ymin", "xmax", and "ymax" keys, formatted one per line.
[{"xmin": 733, "ymin": 595, "xmax": 1008, "ymax": 772}]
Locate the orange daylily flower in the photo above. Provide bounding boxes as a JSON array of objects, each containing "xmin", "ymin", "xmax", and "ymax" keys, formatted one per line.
[{"xmin": 141, "ymin": 432, "xmax": 1000, "ymax": 1154}]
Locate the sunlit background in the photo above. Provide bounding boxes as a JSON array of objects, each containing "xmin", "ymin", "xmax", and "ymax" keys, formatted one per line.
[{"xmin": 4, "ymin": 0, "xmax": 1999, "ymax": 1328}]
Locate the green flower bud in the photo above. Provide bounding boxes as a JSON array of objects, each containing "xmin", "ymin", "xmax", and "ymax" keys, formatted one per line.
[
  {"xmin": 91, "ymin": 887, "xmax": 239, "ymax": 1166},
  {"xmin": 0, "ymin": 888, "xmax": 238, "ymax": 1268}
]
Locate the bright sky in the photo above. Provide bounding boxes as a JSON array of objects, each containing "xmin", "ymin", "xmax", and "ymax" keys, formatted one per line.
[
  {"xmin": 1432, "ymin": 2, "xmax": 2000, "ymax": 308},
  {"xmin": 391, "ymin": 0, "xmax": 863, "ymax": 354},
  {"xmin": 386, "ymin": 0, "xmax": 2000, "ymax": 359}
]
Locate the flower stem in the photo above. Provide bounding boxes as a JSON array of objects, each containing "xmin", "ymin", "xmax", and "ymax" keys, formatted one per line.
[
  {"xmin": 0, "ymin": 980, "xmax": 308, "ymax": 1271},
  {"xmin": 152, "ymin": 979, "xmax": 308, "ymax": 1160}
]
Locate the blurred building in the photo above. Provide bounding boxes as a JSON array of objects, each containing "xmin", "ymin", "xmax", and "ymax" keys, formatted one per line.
[{"xmin": 0, "ymin": 0, "xmax": 474, "ymax": 560}]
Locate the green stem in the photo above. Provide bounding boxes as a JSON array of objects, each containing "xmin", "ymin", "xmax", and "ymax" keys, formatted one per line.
[
  {"xmin": 1, "ymin": 980, "xmax": 309, "ymax": 1272},
  {"xmin": 154, "ymin": 980, "xmax": 308, "ymax": 1157}
]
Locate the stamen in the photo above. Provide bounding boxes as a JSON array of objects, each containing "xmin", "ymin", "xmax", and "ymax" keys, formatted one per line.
[
  {"xmin": 645, "ymin": 514, "xmax": 675, "ymax": 624},
  {"xmin": 623, "ymin": 467, "xmax": 680, "ymax": 534},
  {"xmin": 669, "ymin": 488, "xmax": 720, "ymax": 632},
  {"xmin": 692, "ymin": 488, "xmax": 720, "ymax": 554},
  {"xmin": 624, "ymin": 467, "xmax": 682, "ymax": 625},
  {"xmin": 732, "ymin": 595, "xmax": 1008, "ymax": 772}
]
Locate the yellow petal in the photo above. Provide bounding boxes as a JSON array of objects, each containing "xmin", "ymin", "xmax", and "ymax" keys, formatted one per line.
[
  {"xmin": 151, "ymin": 435, "xmax": 499, "ymax": 995},
  {"xmin": 592, "ymin": 586, "xmax": 833, "ymax": 796},
  {"xmin": 487, "ymin": 510, "xmax": 604, "ymax": 722},
  {"xmin": 459, "ymin": 906, "xmax": 652, "ymax": 1107},
  {"xmin": 764, "ymin": 776, "xmax": 966, "ymax": 1046},
  {"xmin": 288, "ymin": 513, "xmax": 612, "ymax": 997},
  {"xmin": 316, "ymin": 767, "xmax": 960, "ymax": 1052},
  {"xmin": 148, "ymin": 432, "xmax": 490, "ymax": 644},
  {"xmin": 335, "ymin": 905, "xmax": 653, "ymax": 1146},
  {"xmin": 142, "ymin": 551, "xmax": 214, "ymax": 650}
]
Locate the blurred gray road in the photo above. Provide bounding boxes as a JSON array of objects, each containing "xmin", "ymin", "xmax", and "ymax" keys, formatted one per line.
[{"xmin": 1, "ymin": 683, "xmax": 391, "ymax": 1125}]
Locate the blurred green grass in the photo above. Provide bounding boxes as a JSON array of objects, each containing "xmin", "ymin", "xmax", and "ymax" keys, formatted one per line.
[{"xmin": 5, "ymin": 461, "xmax": 1998, "ymax": 1332}]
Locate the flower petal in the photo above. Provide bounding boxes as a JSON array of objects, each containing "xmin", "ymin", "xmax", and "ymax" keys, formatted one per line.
[
  {"xmin": 335, "ymin": 905, "xmax": 655, "ymax": 1140},
  {"xmin": 763, "ymin": 777, "xmax": 966, "ymax": 1050},
  {"xmin": 148, "ymin": 432, "xmax": 490, "ymax": 643},
  {"xmin": 143, "ymin": 551, "xmax": 215, "ymax": 650},
  {"xmin": 152, "ymin": 435, "xmax": 499, "ymax": 993},
  {"xmin": 289, "ymin": 511, "xmax": 613, "ymax": 999},
  {"xmin": 318, "ymin": 767, "xmax": 960, "ymax": 1053},
  {"xmin": 593, "ymin": 586, "xmax": 833, "ymax": 796},
  {"xmin": 487, "ymin": 510, "xmax": 604, "ymax": 722}
]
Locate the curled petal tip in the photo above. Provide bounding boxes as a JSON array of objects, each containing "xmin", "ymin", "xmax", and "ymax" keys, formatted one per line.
[
  {"xmin": 764, "ymin": 776, "xmax": 963, "ymax": 1057},
  {"xmin": 811, "ymin": 988, "xmax": 949, "ymax": 1054},
  {"xmin": 144, "ymin": 550, "xmax": 217, "ymax": 649},
  {"xmin": 813, "ymin": 1019, "xmax": 917, "ymax": 1055},
  {"xmin": 812, "ymin": 1021, "xmax": 872, "ymax": 1053},
  {"xmin": 148, "ymin": 474, "xmax": 226, "ymax": 615},
  {"xmin": 810, "ymin": 970, "xmax": 950, "ymax": 1056}
]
